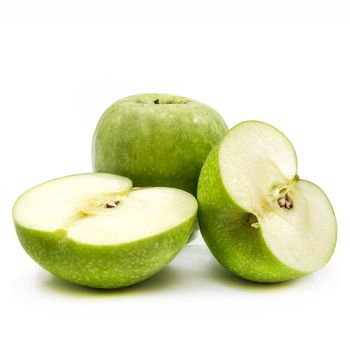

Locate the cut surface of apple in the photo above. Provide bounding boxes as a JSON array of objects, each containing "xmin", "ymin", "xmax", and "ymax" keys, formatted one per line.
[
  {"xmin": 198, "ymin": 121, "xmax": 337, "ymax": 282},
  {"xmin": 13, "ymin": 173, "xmax": 197, "ymax": 288}
]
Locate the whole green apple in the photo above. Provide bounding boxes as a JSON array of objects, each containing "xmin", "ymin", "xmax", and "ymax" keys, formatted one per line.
[
  {"xmin": 13, "ymin": 173, "xmax": 197, "ymax": 289},
  {"xmin": 197, "ymin": 121, "xmax": 337, "ymax": 282},
  {"xmin": 92, "ymin": 93, "xmax": 228, "ymax": 195}
]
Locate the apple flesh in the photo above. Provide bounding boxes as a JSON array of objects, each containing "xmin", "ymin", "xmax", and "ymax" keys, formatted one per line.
[
  {"xmin": 197, "ymin": 121, "xmax": 337, "ymax": 282},
  {"xmin": 13, "ymin": 173, "xmax": 197, "ymax": 288},
  {"xmin": 92, "ymin": 93, "xmax": 228, "ymax": 196}
]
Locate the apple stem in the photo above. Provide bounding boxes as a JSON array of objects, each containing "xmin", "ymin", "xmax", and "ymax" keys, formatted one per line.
[
  {"xmin": 154, "ymin": 99, "xmax": 160, "ymax": 104},
  {"xmin": 105, "ymin": 200, "xmax": 120, "ymax": 208},
  {"xmin": 278, "ymin": 194, "xmax": 293, "ymax": 210}
]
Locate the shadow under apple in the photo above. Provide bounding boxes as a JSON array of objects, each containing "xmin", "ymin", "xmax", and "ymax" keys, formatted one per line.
[
  {"xmin": 205, "ymin": 261, "xmax": 309, "ymax": 291},
  {"xmin": 37, "ymin": 265, "xmax": 185, "ymax": 297},
  {"xmin": 37, "ymin": 245, "xmax": 307, "ymax": 297}
]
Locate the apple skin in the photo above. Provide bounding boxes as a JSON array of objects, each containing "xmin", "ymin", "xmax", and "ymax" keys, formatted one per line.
[
  {"xmin": 14, "ymin": 216, "xmax": 195, "ymax": 289},
  {"xmin": 197, "ymin": 143, "xmax": 305, "ymax": 283},
  {"xmin": 92, "ymin": 93, "xmax": 228, "ymax": 195}
]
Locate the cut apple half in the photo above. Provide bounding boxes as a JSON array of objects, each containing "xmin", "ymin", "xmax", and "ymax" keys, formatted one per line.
[
  {"xmin": 13, "ymin": 173, "xmax": 197, "ymax": 288},
  {"xmin": 198, "ymin": 121, "xmax": 337, "ymax": 282}
]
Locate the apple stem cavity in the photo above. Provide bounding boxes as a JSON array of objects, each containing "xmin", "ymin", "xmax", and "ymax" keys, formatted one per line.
[
  {"xmin": 153, "ymin": 99, "xmax": 160, "ymax": 104},
  {"xmin": 246, "ymin": 213, "xmax": 260, "ymax": 229},
  {"xmin": 105, "ymin": 200, "xmax": 120, "ymax": 208},
  {"xmin": 278, "ymin": 194, "xmax": 293, "ymax": 210}
]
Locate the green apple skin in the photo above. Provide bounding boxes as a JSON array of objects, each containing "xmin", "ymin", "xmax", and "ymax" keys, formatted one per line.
[
  {"xmin": 14, "ymin": 217, "xmax": 195, "ymax": 289},
  {"xmin": 92, "ymin": 93, "xmax": 228, "ymax": 196},
  {"xmin": 197, "ymin": 143, "xmax": 336, "ymax": 283}
]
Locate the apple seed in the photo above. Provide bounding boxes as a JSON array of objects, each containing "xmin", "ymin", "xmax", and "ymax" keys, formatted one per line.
[
  {"xmin": 105, "ymin": 200, "xmax": 120, "ymax": 208},
  {"xmin": 278, "ymin": 195, "xmax": 293, "ymax": 210}
]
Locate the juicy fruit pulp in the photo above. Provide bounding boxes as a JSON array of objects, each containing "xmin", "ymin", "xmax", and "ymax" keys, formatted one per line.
[
  {"xmin": 13, "ymin": 173, "xmax": 197, "ymax": 288},
  {"xmin": 92, "ymin": 93, "xmax": 228, "ymax": 195},
  {"xmin": 198, "ymin": 121, "xmax": 337, "ymax": 282}
]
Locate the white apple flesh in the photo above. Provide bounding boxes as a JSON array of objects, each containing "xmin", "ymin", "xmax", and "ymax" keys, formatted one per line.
[
  {"xmin": 197, "ymin": 121, "xmax": 337, "ymax": 282},
  {"xmin": 13, "ymin": 173, "xmax": 197, "ymax": 288}
]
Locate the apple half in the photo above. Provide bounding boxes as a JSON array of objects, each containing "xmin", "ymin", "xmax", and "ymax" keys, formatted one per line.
[
  {"xmin": 13, "ymin": 173, "xmax": 197, "ymax": 288},
  {"xmin": 197, "ymin": 121, "xmax": 337, "ymax": 282}
]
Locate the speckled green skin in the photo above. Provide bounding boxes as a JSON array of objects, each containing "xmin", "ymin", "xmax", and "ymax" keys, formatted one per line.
[
  {"xmin": 92, "ymin": 94, "xmax": 228, "ymax": 196},
  {"xmin": 14, "ymin": 216, "xmax": 195, "ymax": 289},
  {"xmin": 197, "ymin": 144, "xmax": 304, "ymax": 283}
]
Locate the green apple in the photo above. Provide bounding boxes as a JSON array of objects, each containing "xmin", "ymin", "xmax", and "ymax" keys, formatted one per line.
[
  {"xmin": 92, "ymin": 93, "xmax": 228, "ymax": 196},
  {"xmin": 197, "ymin": 121, "xmax": 337, "ymax": 282},
  {"xmin": 13, "ymin": 173, "xmax": 197, "ymax": 289}
]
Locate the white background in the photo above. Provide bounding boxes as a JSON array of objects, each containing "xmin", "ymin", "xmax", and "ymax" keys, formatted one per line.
[{"xmin": 1, "ymin": 3, "xmax": 350, "ymax": 350}]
